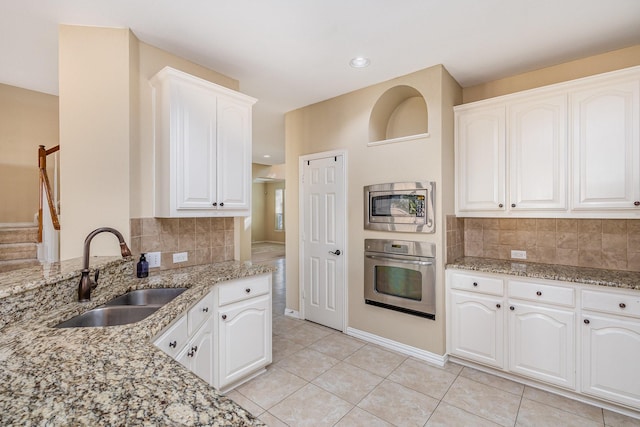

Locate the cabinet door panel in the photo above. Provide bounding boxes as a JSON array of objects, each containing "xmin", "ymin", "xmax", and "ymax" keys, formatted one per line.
[
  {"xmin": 174, "ymin": 81, "xmax": 218, "ymax": 210},
  {"xmin": 456, "ymin": 106, "xmax": 506, "ymax": 212},
  {"xmin": 508, "ymin": 302, "xmax": 575, "ymax": 388},
  {"xmin": 582, "ymin": 313, "xmax": 640, "ymax": 407},
  {"xmin": 572, "ymin": 79, "xmax": 640, "ymax": 210},
  {"xmin": 217, "ymin": 95, "xmax": 251, "ymax": 210},
  {"xmin": 218, "ymin": 296, "xmax": 271, "ymax": 388},
  {"xmin": 449, "ymin": 290, "xmax": 504, "ymax": 368},
  {"xmin": 509, "ymin": 94, "xmax": 567, "ymax": 210}
]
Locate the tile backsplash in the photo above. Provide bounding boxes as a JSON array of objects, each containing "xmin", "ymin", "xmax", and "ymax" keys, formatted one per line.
[
  {"xmin": 457, "ymin": 217, "xmax": 640, "ymax": 272},
  {"xmin": 130, "ymin": 217, "xmax": 234, "ymax": 270}
]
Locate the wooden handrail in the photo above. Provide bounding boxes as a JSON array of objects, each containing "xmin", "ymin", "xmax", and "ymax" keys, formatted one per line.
[{"xmin": 38, "ymin": 145, "xmax": 60, "ymax": 243}]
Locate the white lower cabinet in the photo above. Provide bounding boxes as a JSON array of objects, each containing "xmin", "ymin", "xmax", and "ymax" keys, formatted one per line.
[
  {"xmin": 449, "ymin": 290, "xmax": 504, "ymax": 368},
  {"xmin": 508, "ymin": 301, "xmax": 575, "ymax": 388},
  {"xmin": 447, "ymin": 268, "xmax": 640, "ymax": 412},
  {"xmin": 216, "ymin": 295, "xmax": 271, "ymax": 388},
  {"xmin": 154, "ymin": 273, "xmax": 272, "ymax": 391}
]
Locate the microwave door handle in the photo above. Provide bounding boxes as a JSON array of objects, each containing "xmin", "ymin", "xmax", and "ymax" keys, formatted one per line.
[{"xmin": 365, "ymin": 254, "xmax": 433, "ymax": 267}]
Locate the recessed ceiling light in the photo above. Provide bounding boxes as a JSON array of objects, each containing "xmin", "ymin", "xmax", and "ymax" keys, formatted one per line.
[
  {"xmin": 263, "ymin": 154, "xmax": 271, "ymax": 158},
  {"xmin": 349, "ymin": 57, "xmax": 370, "ymax": 68}
]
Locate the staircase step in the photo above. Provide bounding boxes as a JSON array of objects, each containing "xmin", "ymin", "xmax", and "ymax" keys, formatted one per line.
[
  {"xmin": 0, "ymin": 227, "xmax": 39, "ymax": 244},
  {"xmin": 0, "ymin": 243, "xmax": 38, "ymax": 261},
  {"xmin": 0, "ymin": 259, "xmax": 41, "ymax": 274}
]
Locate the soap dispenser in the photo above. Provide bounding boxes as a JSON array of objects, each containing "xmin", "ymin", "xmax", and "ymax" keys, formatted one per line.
[{"xmin": 137, "ymin": 253, "xmax": 149, "ymax": 278}]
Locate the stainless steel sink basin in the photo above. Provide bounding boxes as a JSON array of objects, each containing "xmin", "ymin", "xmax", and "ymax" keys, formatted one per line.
[
  {"xmin": 55, "ymin": 306, "xmax": 162, "ymax": 328},
  {"xmin": 55, "ymin": 287, "xmax": 188, "ymax": 328},
  {"xmin": 103, "ymin": 288, "xmax": 187, "ymax": 306}
]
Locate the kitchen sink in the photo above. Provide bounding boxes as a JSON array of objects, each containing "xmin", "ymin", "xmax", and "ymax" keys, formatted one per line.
[
  {"xmin": 54, "ymin": 287, "xmax": 188, "ymax": 328},
  {"xmin": 103, "ymin": 288, "xmax": 187, "ymax": 306}
]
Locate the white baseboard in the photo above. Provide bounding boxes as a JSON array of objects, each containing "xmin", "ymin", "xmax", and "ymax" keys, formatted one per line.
[
  {"xmin": 284, "ymin": 308, "xmax": 300, "ymax": 319},
  {"xmin": 346, "ymin": 327, "xmax": 447, "ymax": 367}
]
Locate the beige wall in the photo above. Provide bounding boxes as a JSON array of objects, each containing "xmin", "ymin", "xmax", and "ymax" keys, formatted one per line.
[
  {"xmin": 285, "ymin": 65, "xmax": 461, "ymax": 355},
  {"xmin": 0, "ymin": 84, "xmax": 59, "ymax": 223},
  {"xmin": 59, "ymin": 25, "xmax": 132, "ymax": 259},
  {"xmin": 252, "ymin": 182, "xmax": 266, "ymax": 242},
  {"xmin": 463, "ymin": 44, "xmax": 640, "ymax": 103}
]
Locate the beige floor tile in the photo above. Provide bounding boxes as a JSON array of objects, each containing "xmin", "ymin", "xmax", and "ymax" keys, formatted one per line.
[
  {"xmin": 335, "ymin": 407, "xmax": 393, "ymax": 427},
  {"xmin": 358, "ymin": 379, "xmax": 439, "ymax": 426},
  {"xmin": 460, "ymin": 367, "xmax": 524, "ymax": 396},
  {"xmin": 285, "ymin": 322, "xmax": 333, "ymax": 346},
  {"xmin": 275, "ymin": 348, "xmax": 340, "ymax": 381},
  {"xmin": 312, "ymin": 361, "xmax": 384, "ymax": 404},
  {"xmin": 388, "ymin": 358, "xmax": 458, "ymax": 400},
  {"xmin": 603, "ymin": 409, "xmax": 640, "ymax": 426},
  {"xmin": 345, "ymin": 344, "xmax": 407, "ymax": 377},
  {"xmin": 523, "ymin": 386, "xmax": 603, "ymax": 423},
  {"xmin": 272, "ymin": 315, "xmax": 305, "ymax": 335},
  {"xmin": 258, "ymin": 411, "xmax": 288, "ymax": 427},
  {"xmin": 308, "ymin": 332, "xmax": 366, "ymax": 360},
  {"xmin": 516, "ymin": 398, "xmax": 603, "ymax": 427},
  {"xmin": 430, "ymin": 359, "xmax": 464, "ymax": 376},
  {"xmin": 269, "ymin": 383, "xmax": 353, "ymax": 427},
  {"xmin": 271, "ymin": 334, "xmax": 305, "ymax": 363},
  {"xmin": 426, "ymin": 402, "xmax": 502, "ymax": 427},
  {"xmin": 225, "ymin": 390, "xmax": 264, "ymax": 417},
  {"xmin": 236, "ymin": 366, "xmax": 306, "ymax": 410},
  {"xmin": 443, "ymin": 376, "xmax": 521, "ymax": 427}
]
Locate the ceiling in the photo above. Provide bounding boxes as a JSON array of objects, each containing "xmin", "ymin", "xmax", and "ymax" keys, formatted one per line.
[{"xmin": 1, "ymin": 1, "xmax": 640, "ymax": 165}]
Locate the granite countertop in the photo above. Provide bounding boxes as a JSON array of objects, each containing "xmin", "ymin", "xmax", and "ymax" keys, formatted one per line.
[
  {"xmin": 447, "ymin": 257, "xmax": 640, "ymax": 290},
  {"xmin": 0, "ymin": 258, "xmax": 275, "ymax": 426}
]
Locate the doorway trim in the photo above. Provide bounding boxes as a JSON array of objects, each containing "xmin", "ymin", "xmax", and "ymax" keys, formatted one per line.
[{"xmin": 298, "ymin": 149, "xmax": 348, "ymax": 332}]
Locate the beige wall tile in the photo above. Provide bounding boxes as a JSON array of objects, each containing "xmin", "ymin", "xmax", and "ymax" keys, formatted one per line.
[
  {"xmin": 159, "ymin": 218, "xmax": 179, "ymax": 235},
  {"xmin": 628, "ymin": 233, "xmax": 640, "ymax": 252},
  {"xmin": 556, "ymin": 248, "xmax": 578, "ymax": 266},
  {"xmin": 602, "ymin": 233, "xmax": 627, "ymax": 250},
  {"xmin": 483, "ymin": 230, "xmax": 499, "ymax": 245},
  {"xmin": 212, "ymin": 217, "xmax": 225, "ymax": 230},
  {"xmin": 557, "ymin": 232, "xmax": 578, "ymax": 249},
  {"xmin": 557, "ymin": 219, "xmax": 577, "ymax": 232},
  {"xmin": 517, "ymin": 218, "xmax": 537, "ymax": 231},
  {"xmin": 602, "ymin": 250, "xmax": 628, "ymax": 270},
  {"xmin": 141, "ymin": 235, "xmax": 161, "ymax": 251},
  {"xmin": 578, "ymin": 219, "xmax": 602, "ymax": 233},
  {"xmin": 603, "ymin": 219, "xmax": 627, "ymax": 234},
  {"xmin": 537, "ymin": 247, "xmax": 557, "ymax": 264},
  {"xmin": 130, "ymin": 218, "xmax": 142, "ymax": 237},
  {"xmin": 483, "ymin": 218, "xmax": 500, "ymax": 230},
  {"xmin": 499, "ymin": 230, "xmax": 521, "ymax": 246},
  {"xmin": 578, "ymin": 250, "xmax": 602, "ymax": 268},
  {"xmin": 536, "ymin": 218, "xmax": 556, "ymax": 231},
  {"xmin": 179, "ymin": 217, "xmax": 195, "ymax": 234},
  {"xmin": 225, "ymin": 217, "xmax": 234, "ymax": 229},
  {"xmin": 627, "ymin": 252, "xmax": 640, "ymax": 271},
  {"xmin": 159, "ymin": 232, "xmax": 179, "ymax": 252},
  {"xmin": 179, "ymin": 232, "xmax": 196, "ymax": 251},
  {"xmin": 196, "ymin": 217, "xmax": 211, "ymax": 234},
  {"xmin": 578, "ymin": 233, "xmax": 602, "ymax": 250},
  {"xmin": 537, "ymin": 231, "xmax": 556, "ymax": 248},
  {"xmin": 141, "ymin": 217, "xmax": 161, "ymax": 236},
  {"xmin": 465, "ymin": 229, "xmax": 483, "ymax": 242},
  {"xmin": 499, "ymin": 218, "xmax": 517, "ymax": 230}
]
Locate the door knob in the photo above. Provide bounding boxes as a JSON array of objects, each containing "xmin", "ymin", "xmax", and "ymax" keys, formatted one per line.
[{"xmin": 329, "ymin": 249, "xmax": 341, "ymax": 256}]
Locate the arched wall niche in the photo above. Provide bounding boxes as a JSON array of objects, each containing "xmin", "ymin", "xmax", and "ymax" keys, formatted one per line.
[{"xmin": 368, "ymin": 85, "xmax": 429, "ymax": 146}]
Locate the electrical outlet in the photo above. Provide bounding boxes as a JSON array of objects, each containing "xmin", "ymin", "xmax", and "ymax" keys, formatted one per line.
[
  {"xmin": 511, "ymin": 250, "xmax": 527, "ymax": 260},
  {"xmin": 146, "ymin": 252, "xmax": 161, "ymax": 268},
  {"xmin": 173, "ymin": 252, "xmax": 188, "ymax": 263}
]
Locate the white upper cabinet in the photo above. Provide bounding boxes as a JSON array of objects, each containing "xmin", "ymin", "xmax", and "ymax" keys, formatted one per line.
[
  {"xmin": 509, "ymin": 94, "xmax": 567, "ymax": 211},
  {"xmin": 455, "ymin": 105, "xmax": 506, "ymax": 212},
  {"xmin": 571, "ymin": 78, "xmax": 640, "ymax": 211},
  {"xmin": 151, "ymin": 67, "xmax": 257, "ymax": 218},
  {"xmin": 455, "ymin": 65, "xmax": 640, "ymax": 218}
]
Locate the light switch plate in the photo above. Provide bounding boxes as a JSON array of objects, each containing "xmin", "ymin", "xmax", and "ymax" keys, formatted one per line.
[
  {"xmin": 173, "ymin": 252, "xmax": 188, "ymax": 263},
  {"xmin": 146, "ymin": 252, "xmax": 161, "ymax": 268},
  {"xmin": 511, "ymin": 250, "xmax": 527, "ymax": 260}
]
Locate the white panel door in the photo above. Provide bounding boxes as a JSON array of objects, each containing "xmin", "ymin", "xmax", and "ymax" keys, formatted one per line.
[
  {"xmin": 217, "ymin": 95, "xmax": 251, "ymax": 211},
  {"xmin": 509, "ymin": 94, "xmax": 567, "ymax": 210},
  {"xmin": 582, "ymin": 313, "xmax": 640, "ymax": 408},
  {"xmin": 174, "ymin": 81, "xmax": 218, "ymax": 210},
  {"xmin": 571, "ymin": 79, "xmax": 640, "ymax": 210},
  {"xmin": 456, "ymin": 106, "xmax": 506, "ymax": 212},
  {"xmin": 449, "ymin": 290, "xmax": 504, "ymax": 368},
  {"xmin": 302, "ymin": 155, "xmax": 345, "ymax": 330},
  {"xmin": 508, "ymin": 302, "xmax": 575, "ymax": 388}
]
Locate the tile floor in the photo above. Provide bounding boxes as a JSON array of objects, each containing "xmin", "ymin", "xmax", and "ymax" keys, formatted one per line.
[{"xmin": 227, "ymin": 258, "xmax": 640, "ymax": 426}]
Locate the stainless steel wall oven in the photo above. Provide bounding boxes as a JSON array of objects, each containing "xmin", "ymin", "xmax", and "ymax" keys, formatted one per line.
[{"xmin": 364, "ymin": 239, "xmax": 436, "ymax": 319}]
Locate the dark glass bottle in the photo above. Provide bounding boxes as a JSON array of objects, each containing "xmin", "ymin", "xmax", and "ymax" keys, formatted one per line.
[{"xmin": 137, "ymin": 253, "xmax": 149, "ymax": 278}]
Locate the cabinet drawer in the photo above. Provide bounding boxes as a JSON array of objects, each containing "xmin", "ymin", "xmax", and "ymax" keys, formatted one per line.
[
  {"xmin": 508, "ymin": 280, "xmax": 575, "ymax": 307},
  {"xmin": 189, "ymin": 291, "xmax": 215, "ymax": 334},
  {"xmin": 154, "ymin": 315, "xmax": 188, "ymax": 358},
  {"xmin": 218, "ymin": 275, "xmax": 270, "ymax": 306},
  {"xmin": 582, "ymin": 289, "xmax": 640, "ymax": 319},
  {"xmin": 449, "ymin": 272, "xmax": 504, "ymax": 296}
]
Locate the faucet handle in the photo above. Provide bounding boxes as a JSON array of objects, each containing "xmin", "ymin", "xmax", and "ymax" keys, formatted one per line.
[{"xmin": 93, "ymin": 269, "xmax": 100, "ymax": 288}]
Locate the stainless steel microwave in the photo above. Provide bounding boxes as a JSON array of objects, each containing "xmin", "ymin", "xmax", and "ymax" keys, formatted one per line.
[{"xmin": 364, "ymin": 181, "xmax": 435, "ymax": 233}]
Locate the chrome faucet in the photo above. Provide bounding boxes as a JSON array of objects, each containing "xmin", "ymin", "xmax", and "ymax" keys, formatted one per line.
[{"xmin": 78, "ymin": 227, "xmax": 132, "ymax": 302}]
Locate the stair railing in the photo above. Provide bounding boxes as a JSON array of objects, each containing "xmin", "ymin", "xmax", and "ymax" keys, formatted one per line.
[{"xmin": 38, "ymin": 145, "xmax": 60, "ymax": 243}]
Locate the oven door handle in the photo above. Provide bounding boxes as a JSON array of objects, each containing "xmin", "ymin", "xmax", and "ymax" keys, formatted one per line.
[{"xmin": 365, "ymin": 254, "xmax": 433, "ymax": 266}]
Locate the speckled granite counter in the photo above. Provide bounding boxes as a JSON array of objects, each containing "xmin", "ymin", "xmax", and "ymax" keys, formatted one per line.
[
  {"xmin": 0, "ymin": 258, "xmax": 275, "ymax": 426},
  {"xmin": 447, "ymin": 257, "xmax": 640, "ymax": 290}
]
